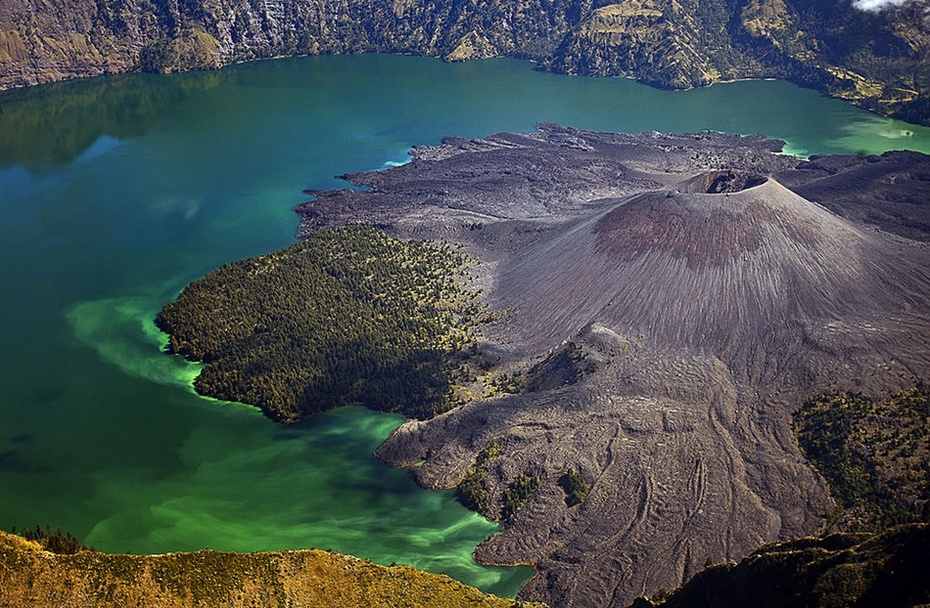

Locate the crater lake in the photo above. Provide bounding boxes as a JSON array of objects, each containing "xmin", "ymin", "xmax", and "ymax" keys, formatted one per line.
[{"xmin": 1, "ymin": 53, "xmax": 929, "ymax": 598}]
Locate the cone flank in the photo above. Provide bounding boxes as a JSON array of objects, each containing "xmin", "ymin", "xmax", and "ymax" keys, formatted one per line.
[
  {"xmin": 495, "ymin": 171, "xmax": 927, "ymax": 353},
  {"xmin": 593, "ymin": 176, "xmax": 866, "ymax": 271}
]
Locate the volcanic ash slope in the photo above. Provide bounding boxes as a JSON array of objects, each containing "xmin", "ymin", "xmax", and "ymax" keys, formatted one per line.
[
  {"xmin": 377, "ymin": 170, "xmax": 930, "ymax": 607},
  {"xmin": 496, "ymin": 172, "xmax": 930, "ymax": 381}
]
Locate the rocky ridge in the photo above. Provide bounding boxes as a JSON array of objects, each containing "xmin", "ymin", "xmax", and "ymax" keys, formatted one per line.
[
  {"xmin": 0, "ymin": 531, "xmax": 542, "ymax": 608},
  {"xmin": 1, "ymin": 0, "xmax": 928, "ymax": 124}
]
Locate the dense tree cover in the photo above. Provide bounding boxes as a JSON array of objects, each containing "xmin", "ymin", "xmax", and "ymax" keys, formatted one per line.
[
  {"xmin": 156, "ymin": 225, "xmax": 485, "ymax": 422},
  {"xmin": 138, "ymin": 38, "xmax": 174, "ymax": 73},
  {"xmin": 793, "ymin": 386, "xmax": 930, "ymax": 532},
  {"xmin": 456, "ymin": 442, "xmax": 501, "ymax": 514},
  {"xmin": 557, "ymin": 468, "xmax": 588, "ymax": 507},
  {"xmin": 500, "ymin": 473, "xmax": 541, "ymax": 521},
  {"xmin": 456, "ymin": 442, "xmax": 541, "ymax": 522}
]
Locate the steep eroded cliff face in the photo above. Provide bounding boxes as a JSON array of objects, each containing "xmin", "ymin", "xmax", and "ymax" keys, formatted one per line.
[
  {"xmin": 1, "ymin": 0, "xmax": 928, "ymax": 124},
  {"xmin": 545, "ymin": 0, "xmax": 930, "ymax": 124},
  {"xmin": 0, "ymin": 0, "xmax": 577, "ymax": 86}
]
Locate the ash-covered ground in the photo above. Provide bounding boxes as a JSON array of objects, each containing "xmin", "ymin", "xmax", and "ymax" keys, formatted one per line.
[{"xmin": 298, "ymin": 125, "xmax": 930, "ymax": 608}]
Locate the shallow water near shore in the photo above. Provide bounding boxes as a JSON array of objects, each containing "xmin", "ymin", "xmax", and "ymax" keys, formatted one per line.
[{"xmin": 1, "ymin": 54, "xmax": 929, "ymax": 598}]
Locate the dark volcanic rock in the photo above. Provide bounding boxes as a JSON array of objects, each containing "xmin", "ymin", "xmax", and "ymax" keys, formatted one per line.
[
  {"xmin": 778, "ymin": 151, "xmax": 930, "ymax": 242},
  {"xmin": 298, "ymin": 125, "xmax": 795, "ymax": 254},
  {"xmin": 297, "ymin": 125, "xmax": 930, "ymax": 608},
  {"xmin": 678, "ymin": 170, "xmax": 768, "ymax": 194}
]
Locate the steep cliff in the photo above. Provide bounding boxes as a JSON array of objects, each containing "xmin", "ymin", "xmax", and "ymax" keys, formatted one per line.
[
  {"xmin": 0, "ymin": 0, "xmax": 928, "ymax": 125},
  {"xmin": 546, "ymin": 0, "xmax": 930, "ymax": 124}
]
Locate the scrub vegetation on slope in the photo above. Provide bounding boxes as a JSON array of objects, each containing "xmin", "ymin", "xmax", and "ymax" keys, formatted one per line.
[
  {"xmin": 0, "ymin": 531, "xmax": 543, "ymax": 608},
  {"xmin": 794, "ymin": 386, "xmax": 930, "ymax": 533},
  {"xmin": 629, "ymin": 525, "xmax": 930, "ymax": 608}
]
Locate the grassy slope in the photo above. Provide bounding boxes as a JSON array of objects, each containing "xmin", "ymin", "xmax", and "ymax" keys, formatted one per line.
[{"xmin": 0, "ymin": 531, "xmax": 542, "ymax": 608}]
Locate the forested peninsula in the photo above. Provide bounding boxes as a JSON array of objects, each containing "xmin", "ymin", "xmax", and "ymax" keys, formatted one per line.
[
  {"xmin": 155, "ymin": 225, "xmax": 487, "ymax": 422},
  {"xmin": 1, "ymin": 0, "xmax": 929, "ymax": 124}
]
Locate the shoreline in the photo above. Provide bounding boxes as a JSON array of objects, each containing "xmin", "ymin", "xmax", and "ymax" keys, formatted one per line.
[{"xmin": 2, "ymin": 50, "xmax": 928, "ymax": 129}]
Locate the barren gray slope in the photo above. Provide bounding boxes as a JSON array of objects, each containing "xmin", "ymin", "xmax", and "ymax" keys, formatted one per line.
[
  {"xmin": 492, "ymin": 176, "xmax": 930, "ymax": 372},
  {"xmin": 375, "ymin": 174, "xmax": 930, "ymax": 607},
  {"xmin": 297, "ymin": 126, "xmax": 930, "ymax": 608},
  {"xmin": 298, "ymin": 125, "xmax": 795, "ymax": 256},
  {"xmin": 777, "ymin": 151, "xmax": 930, "ymax": 242},
  {"xmin": 377, "ymin": 327, "xmax": 801, "ymax": 607}
]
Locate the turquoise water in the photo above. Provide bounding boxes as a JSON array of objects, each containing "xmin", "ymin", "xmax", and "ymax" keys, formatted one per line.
[{"xmin": 1, "ymin": 54, "xmax": 929, "ymax": 598}]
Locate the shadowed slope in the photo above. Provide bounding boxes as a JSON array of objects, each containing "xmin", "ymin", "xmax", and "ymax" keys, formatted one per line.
[{"xmin": 632, "ymin": 525, "xmax": 930, "ymax": 608}]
